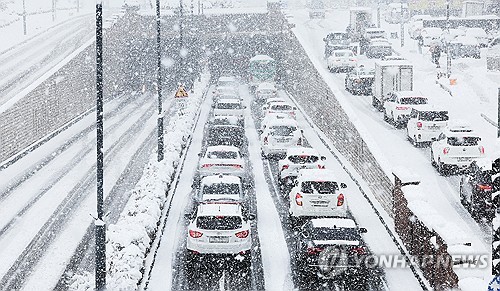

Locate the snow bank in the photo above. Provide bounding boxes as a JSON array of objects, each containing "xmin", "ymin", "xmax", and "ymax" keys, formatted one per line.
[{"xmin": 69, "ymin": 74, "xmax": 208, "ymax": 290}]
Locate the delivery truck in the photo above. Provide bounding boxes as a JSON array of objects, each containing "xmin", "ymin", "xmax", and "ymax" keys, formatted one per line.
[{"xmin": 372, "ymin": 59, "xmax": 413, "ymax": 111}]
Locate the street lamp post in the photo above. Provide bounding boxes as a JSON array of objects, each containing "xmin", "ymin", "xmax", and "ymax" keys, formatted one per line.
[
  {"xmin": 95, "ymin": 1, "xmax": 106, "ymax": 290},
  {"xmin": 22, "ymin": 0, "xmax": 26, "ymax": 35},
  {"xmin": 156, "ymin": 0, "xmax": 164, "ymax": 162},
  {"xmin": 446, "ymin": 0, "xmax": 452, "ymax": 77},
  {"xmin": 400, "ymin": 1, "xmax": 404, "ymax": 47},
  {"xmin": 52, "ymin": 0, "xmax": 56, "ymax": 21}
]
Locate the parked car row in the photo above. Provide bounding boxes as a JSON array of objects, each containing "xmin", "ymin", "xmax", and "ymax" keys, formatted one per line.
[{"xmin": 252, "ymin": 87, "xmax": 373, "ymax": 288}]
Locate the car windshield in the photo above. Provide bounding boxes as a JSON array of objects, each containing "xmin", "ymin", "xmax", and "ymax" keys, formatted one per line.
[
  {"xmin": 335, "ymin": 51, "xmax": 352, "ymax": 57},
  {"xmin": 301, "ymin": 181, "xmax": 338, "ymax": 194},
  {"xmin": 197, "ymin": 216, "xmax": 242, "ymax": 230},
  {"xmin": 271, "ymin": 104, "xmax": 292, "ymax": 111},
  {"xmin": 419, "ymin": 111, "xmax": 449, "ymax": 121},
  {"xmin": 210, "ymin": 126, "xmax": 243, "ymax": 136},
  {"xmin": 203, "ymin": 183, "xmax": 240, "ymax": 195},
  {"xmin": 217, "ymin": 102, "xmax": 241, "ymax": 109},
  {"xmin": 207, "ymin": 150, "xmax": 238, "ymax": 159},
  {"xmin": 289, "ymin": 155, "xmax": 319, "ymax": 164},
  {"xmin": 218, "ymin": 81, "xmax": 238, "ymax": 88},
  {"xmin": 270, "ymin": 126, "xmax": 296, "ymax": 136},
  {"xmin": 400, "ymin": 97, "xmax": 428, "ymax": 105},
  {"xmin": 310, "ymin": 227, "xmax": 361, "ymax": 242},
  {"xmin": 447, "ymin": 136, "xmax": 480, "ymax": 146}
]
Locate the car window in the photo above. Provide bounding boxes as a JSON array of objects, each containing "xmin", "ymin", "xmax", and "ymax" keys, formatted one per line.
[
  {"xmin": 334, "ymin": 51, "xmax": 352, "ymax": 57},
  {"xmin": 288, "ymin": 155, "xmax": 319, "ymax": 164},
  {"xmin": 209, "ymin": 126, "xmax": 243, "ymax": 137},
  {"xmin": 400, "ymin": 97, "xmax": 428, "ymax": 105},
  {"xmin": 207, "ymin": 150, "xmax": 238, "ymax": 159},
  {"xmin": 270, "ymin": 126, "xmax": 297, "ymax": 136},
  {"xmin": 419, "ymin": 111, "xmax": 449, "ymax": 121},
  {"xmin": 271, "ymin": 104, "xmax": 293, "ymax": 110},
  {"xmin": 196, "ymin": 216, "xmax": 242, "ymax": 230},
  {"xmin": 410, "ymin": 109, "xmax": 418, "ymax": 118},
  {"xmin": 438, "ymin": 133, "xmax": 446, "ymax": 141},
  {"xmin": 217, "ymin": 102, "xmax": 241, "ymax": 109},
  {"xmin": 202, "ymin": 182, "xmax": 240, "ymax": 195},
  {"xmin": 301, "ymin": 181, "xmax": 338, "ymax": 194},
  {"xmin": 447, "ymin": 136, "xmax": 480, "ymax": 146},
  {"xmin": 311, "ymin": 227, "xmax": 361, "ymax": 241}
]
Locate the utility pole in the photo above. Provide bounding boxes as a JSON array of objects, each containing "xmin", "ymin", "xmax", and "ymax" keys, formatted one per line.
[
  {"xmin": 179, "ymin": 0, "xmax": 184, "ymax": 85},
  {"xmin": 77, "ymin": 0, "xmax": 80, "ymax": 13},
  {"xmin": 95, "ymin": 1, "xmax": 106, "ymax": 290},
  {"xmin": 400, "ymin": 1, "xmax": 404, "ymax": 47},
  {"xmin": 22, "ymin": 0, "xmax": 26, "ymax": 35},
  {"xmin": 377, "ymin": 2, "xmax": 381, "ymax": 28},
  {"xmin": 156, "ymin": 0, "xmax": 164, "ymax": 162},
  {"xmin": 52, "ymin": 0, "xmax": 56, "ymax": 21},
  {"xmin": 446, "ymin": 0, "xmax": 452, "ymax": 77}
]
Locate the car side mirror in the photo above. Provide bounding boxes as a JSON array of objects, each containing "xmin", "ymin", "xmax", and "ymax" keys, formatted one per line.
[
  {"xmin": 323, "ymin": 37, "xmax": 326, "ymax": 42},
  {"xmin": 321, "ymin": 156, "xmax": 326, "ymax": 161},
  {"xmin": 340, "ymin": 183, "xmax": 347, "ymax": 189},
  {"xmin": 197, "ymin": 153, "xmax": 202, "ymax": 157},
  {"xmin": 293, "ymin": 107, "xmax": 297, "ymax": 110},
  {"xmin": 359, "ymin": 227, "xmax": 368, "ymax": 233},
  {"xmin": 431, "ymin": 137, "xmax": 437, "ymax": 142},
  {"xmin": 293, "ymin": 180, "xmax": 299, "ymax": 187},
  {"xmin": 247, "ymin": 213, "xmax": 256, "ymax": 221},
  {"xmin": 211, "ymin": 104, "xmax": 215, "ymax": 108},
  {"xmin": 258, "ymin": 129, "xmax": 263, "ymax": 135},
  {"xmin": 301, "ymin": 129, "xmax": 304, "ymax": 134}
]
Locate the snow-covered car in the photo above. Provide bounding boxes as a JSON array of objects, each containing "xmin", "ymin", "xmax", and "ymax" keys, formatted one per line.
[
  {"xmin": 255, "ymin": 82, "xmax": 278, "ymax": 101},
  {"xmin": 440, "ymin": 28, "xmax": 466, "ymax": 43},
  {"xmin": 262, "ymin": 101, "xmax": 296, "ymax": 119},
  {"xmin": 196, "ymin": 175, "xmax": 245, "ymax": 204},
  {"xmin": 408, "ymin": 15, "xmax": 432, "ymax": 39},
  {"xmin": 260, "ymin": 112, "xmax": 292, "ymax": 132},
  {"xmin": 449, "ymin": 36, "xmax": 481, "ymax": 59},
  {"xmin": 465, "ymin": 27, "xmax": 489, "ymax": 47},
  {"xmin": 344, "ymin": 65, "xmax": 375, "ymax": 95},
  {"xmin": 363, "ymin": 28, "xmax": 387, "ymax": 41},
  {"xmin": 430, "ymin": 121, "xmax": 485, "ymax": 175},
  {"xmin": 261, "ymin": 97, "xmax": 286, "ymax": 114},
  {"xmin": 198, "ymin": 145, "xmax": 245, "ymax": 179},
  {"xmin": 213, "ymin": 98, "xmax": 245, "ymax": 122},
  {"xmin": 206, "ymin": 124, "xmax": 245, "ymax": 148},
  {"xmin": 186, "ymin": 202, "xmax": 253, "ymax": 259},
  {"xmin": 406, "ymin": 105, "xmax": 449, "ymax": 147},
  {"xmin": 366, "ymin": 38, "xmax": 392, "ymax": 59},
  {"xmin": 420, "ymin": 27, "xmax": 443, "ymax": 46},
  {"xmin": 213, "ymin": 86, "xmax": 239, "ymax": 102},
  {"xmin": 260, "ymin": 118, "xmax": 302, "ymax": 157},
  {"xmin": 383, "ymin": 91, "xmax": 428, "ymax": 128},
  {"xmin": 294, "ymin": 218, "xmax": 368, "ymax": 287},
  {"xmin": 323, "ymin": 31, "xmax": 351, "ymax": 58},
  {"xmin": 217, "ymin": 76, "xmax": 239, "ymax": 89},
  {"xmin": 288, "ymin": 169, "xmax": 348, "ymax": 227},
  {"xmin": 278, "ymin": 147, "xmax": 326, "ymax": 186},
  {"xmin": 327, "ymin": 49, "xmax": 357, "ymax": 72}
]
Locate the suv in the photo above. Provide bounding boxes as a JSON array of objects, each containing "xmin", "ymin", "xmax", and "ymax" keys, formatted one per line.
[
  {"xmin": 288, "ymin": 169, "xmax": 348, "ymax": 227},
  {"xmin": 195, "ymin": 175, "xmax": 246, "ymax": 205},
  {"xmin": 430, "ymin": 121, "xmax": 485, "ymax": 175},
  {"xmin": 186, "ymin": 202, "xmax": 253, "ymax": 260},
  {"xmin": 323, "ymin": 32, "xmax": 351, "ymax": 58},
  {"xmin": 262, "ymin": 101, "xmax": 296, "ymax": 119},
  {"xmin": 327, "ymin": 49, "xmax": 357, "ymax": 72},
  {"xmin": 406, "ymin": 105, "xmax": 449, "ymax": 147},
  {"xmin": 255, "ymin": 82, "xmax": 277, "ymax": 101},
  {"xmin": 294, "ymin": 218, "xmax": 369, "ymax": 288},
  {"xmin": 260, "ymin": 118, "xmax": 303, "ymax": 158},
  {"xmin": 212, "ymin": 98, "xmax": 245, "ymax": 122},
  {"xmin": 206, "ymin": 124, "xmax": 245, "ymax": 148},
  {"xmin": 344, "ymin": 65, "xmax": 375, "ymax": 95},
  {"xmin": 383, "ymin": 91, "xmax": 428, "ymax": 128},
  {"xmin": 460, "ymin": 159, "xmax": 500, "ymax": 223},
  {"xmin": 198, "ymin": 145, "xmax": 245, "ymax": 179},
  {"xmin": 278, "ymin": 147, "xmax": 326, "ymax": 186}
]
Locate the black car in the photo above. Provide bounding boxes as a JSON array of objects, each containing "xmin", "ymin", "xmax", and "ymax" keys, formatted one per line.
[
  {"xmin": 460, "ymin": 158, "xmax": 500, "ymax": 223},
  {"xmin": 323, "ymin": 32, "xmax": 351, "ymax": 58},
  {"xmin": 344, "ymin": 66, "xmax": 375, "ymax": 95},
  {"xmin": 206, "ymin": 124, "xmax": 245, "ymax": 149},
  {"xmin": 294, "ymin": 218, "xmax": 375, "ymax": 290}
]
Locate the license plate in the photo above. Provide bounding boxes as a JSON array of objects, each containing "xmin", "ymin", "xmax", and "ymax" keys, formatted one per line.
[
  {"xmin": 209, "ymin": 236, "xmax": 229, "ymax": 243},
  {"xmin": 311, "ymin": 200, "xmax": 329, "ymax": 205},
  {"xmin": 277, "ymin": 138, "xmax": 291, "ymax": 143},
  {"xmin": 457, "ymin": 157, "xmax": 471, "ymax": 162},
  {"xmin": 427, "ymin": 125, "xmax": 439, "ymax": 130}
]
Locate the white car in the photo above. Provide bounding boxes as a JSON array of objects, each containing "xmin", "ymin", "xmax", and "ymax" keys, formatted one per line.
[
  {"xmin": 262, "ymin": 101, "xmax": 296, "ymax": 119},
  {"xmin": 213, "ymin": 98, "xmax": 245, "ymax": 121},
  {"xmin": 406, "ymin": 105, "xmax": 449, "ymax": 146},
  {"xmin": 196, "ymin": 175, "xmax": 245, "ymax": 204},
  {"xmin": 420, "ymin": 27, "xmax": 443, "ymax": 46},
  {"xmin": 261, "ymin": 97, "xmax": 287, "ymax": 113},
  {"xmin": 186, "ymin": 202, "xmax": 253, "ymax": 258},
  {"xmin": 217, "ymin": 76, "xmax": 239, "ymax": 89},
  {"xmin": 383, "ymin": 91, "xmax": 428, "ymax": 127},
  {"xmin": 255, "ymin": 82, "xmax": 278, "ymax": 101},
  {"xmin": 278, "ymin": 147, "xmax": 326, "ymax": 185},
  {"xmin": 260, "ymin": 118, "xmax": 303, "ymax": 157},
  {"xmin": 465, "ymin": 28, "xmax": 489, "ymax": 47},
  {"xmin": 288, "ymin": 169, "xmax": 348, "ymax": 227},
  {"xmin": 198, "ymin": 145, "xmax": 245, "ymax": 178},
  {"xmin": 430, "ymin": 120, "xmax": 485, "ymax": 175},
  {"xmin": 260, "ymin": 112, "xmax": 292, "ymax": 132},
  {"xmin": 213, "ymin": 86, "xmax": 239, "ymax": 100},
  {"xmin": 408, "ymin": 15, "xmax": 431, "ymax": 39},
  {"xmin": 327, "ymin": 49, "xmax": 357, "ymax": 72}
]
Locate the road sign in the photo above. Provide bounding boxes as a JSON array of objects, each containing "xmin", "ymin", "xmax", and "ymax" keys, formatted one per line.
[{"xmin": 175, "ymin": 86, "xmax": 189, "ymax": 98}]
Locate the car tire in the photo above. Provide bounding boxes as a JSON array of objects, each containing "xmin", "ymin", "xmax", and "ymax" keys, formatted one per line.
[
  {"xmin": 383, "ymin": 111, "xmax": 390, "ymax": 122},
  {"xmin": 288, "ymin": 214, "xmax": 299, "ymax": 229},
  {"xmin": 437, "ymin": 158, "xmax": 448, "ymax": 176},
  {"xmin": 261, "ymin": 151, "xmax": 267, "ymax": 159}
]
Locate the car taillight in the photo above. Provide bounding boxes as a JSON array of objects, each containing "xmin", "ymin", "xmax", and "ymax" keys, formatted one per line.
[
  {"xmin": 479, "ymin": 146, "xmax": 485, "ymax": 155},
  {"xmin": 202, "ymin": 164, "xmax": 213, "ymax": 168},
  {"xmin": 443, "ymin": 147, "xmax": 450, "ymax": 154},
  {"xmin": 189, "ymin": 230, "xmax": 203, "ymax": 238},
  {"xmin": 318, "ymin": 164, "xmax": 325, "ymax": 169},
  {"xmin": 282, "ymin": 164, "xmax": 289, "ymax": 170},
  {"xmin": 295, "ymin": 193, "xmax": 303, "ymax": 206},
  {"xmin": 235, "ymin": 230, "xmax": 249, "ymax": 238},
  {"xmin": 350, "ymin": 58, "xmax": 356, "ymax": 62},
  {"xmin": 337, "ymin": 193, "xmax": 345, "ymax": 206},
  {"xmin": 232, "ymin": 164, "xmax": 242, "ymax": 169},
  {"xmin": 478, "ymin": 184, "xmax": 492, "ymax": 191},
  {"xmin": 350, "ymin": 246, "xmax": 366, "ymax": 255},
  {"xmin": 263, "ymin": 136, "xmax": 268, "ymax": 144},
  {"xmin": 417, "ymin": 121, "xmax": 422, "ymax": 128},
  {"xmin": 395, "ymin": 106, "xmax": 409, "ymax": 110},
  {"xmin": 307, "ymin": 247, "xmax": 323, "ymax": 255}
]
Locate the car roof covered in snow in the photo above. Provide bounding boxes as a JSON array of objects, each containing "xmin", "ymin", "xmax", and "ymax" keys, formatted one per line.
[
  {"xmin": 250, "ymin": 55, "xmax": 274, "ymax": 62},
  {"xmin": 285, "ymin": 147, "xmax": 320, "ymax": 157},
  {"xmin": 218, "ymin": 76, "xmax": 238, "ymax": 82},
  {"xmin": 211, "ymin": 116, "xmax": 240, "ymax": 125},
  {"xmin": 410, "ymin": 104, "xmax": 447, "ymax": 112},
  {"xmin": 266, "ymin": 118, "xmax": 299, "ymax": 127},
  {"xmin": 197, "ymin": 202, "xmax": 241, "ymax": 216},
  {"xmin": 257, "ymin": 82, "xmax": 277, "ymax": 90},
  {"xmin": 375, "ymin": 58, "xmax": 413, "ymax": 67},
  {"xmin": 333, "ymin": 49, "xmax": 354, "ymax": 55},
  {"xmin": 298, "ymin": 169, "xmax": 336, "ymax": 181},
  {"xmin": 395, "ymin": 90, "xmax": 426, "ymax": 98},
  {"xmin": 310, "ymin": 218, "xmax": 356, "ymax": 229},
  {"xmin": 265, "ymin": 97, "xmax": 286, "ymax": 104},
  {"xmin": 201, "ymin": 174, "xmax": 241, "ymax": 186},
  {"xmin": 444, "ymin": 120, "xmax": 480, "ymax": 136},
  {"xmin": 206, "ymin": 145, "xmax": 240, "ymax": 153},
  {"xmin": 216, "ymin": 98, "xmax": 241, "ymax": 104}
]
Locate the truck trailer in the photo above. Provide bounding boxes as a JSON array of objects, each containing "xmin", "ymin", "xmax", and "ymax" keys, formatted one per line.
[{"xmin": 372, "ymin": 59, "xmax": 413, "ymax": 111}]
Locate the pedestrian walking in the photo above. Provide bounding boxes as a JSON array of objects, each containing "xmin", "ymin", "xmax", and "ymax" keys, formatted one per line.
[
  {"xmin": 430, "ymin": 42, "xmax": 441, "ymax": 67},
  {"xmin": 416, "ymin": 35, "xmax": 423, "ymax": 54}
]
